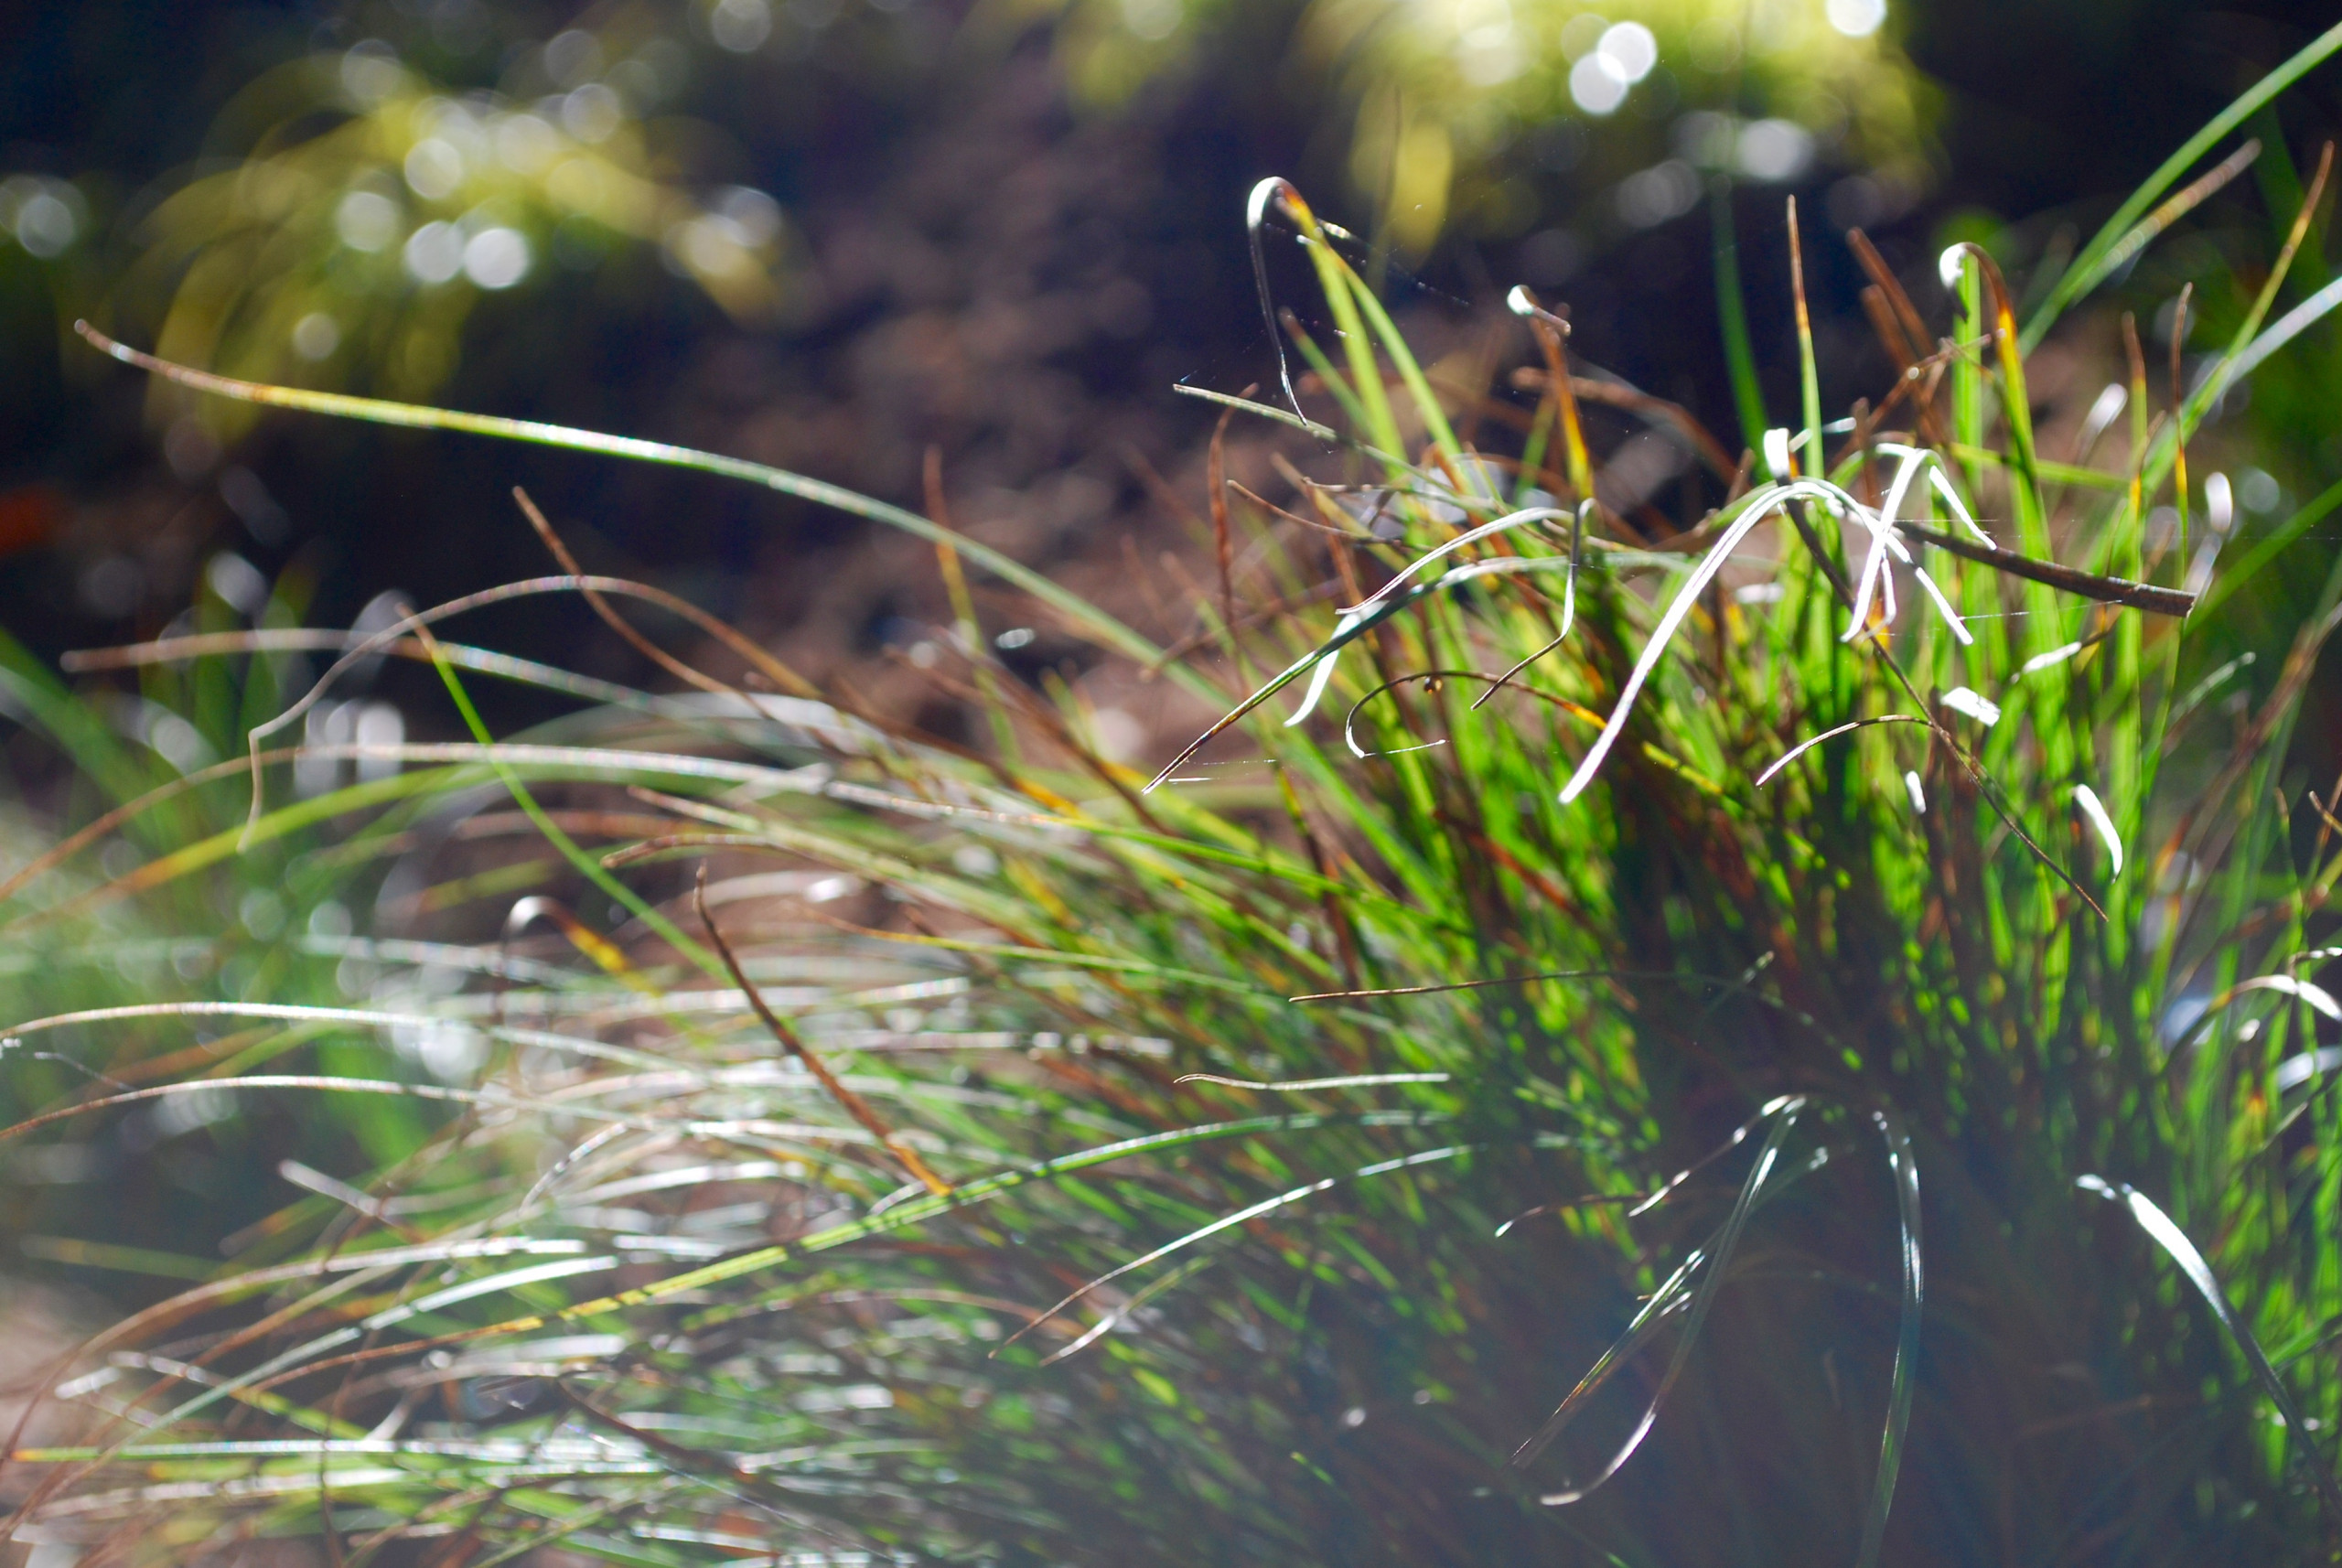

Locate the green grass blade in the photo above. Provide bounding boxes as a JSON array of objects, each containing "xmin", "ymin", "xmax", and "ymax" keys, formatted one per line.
[
  {"xmin": 2079, "ymin": 1176, "xmax": 2342, "ymax": 1533},
  {"xmin": 2198, "ymin": 477, "xmax": 2342, "ymax": 620},
  {"xmin": 2022, "ymin": 17, "xmax": 2342, "ymax": 349},
  {"xmin": 420, "ymin": 634, "xmax": 724, "ymax": 979},
  {"xmin": 1712, "ymin": 180, "xmax": 1768, "ymax": 457},
  {"xmin": 73, "ymin": 325, "xmax": 1185, "ymax": 687},
  {"xmin": 1856, "ymin": 1107, "xmax": 1924, "ymax": 1568}
]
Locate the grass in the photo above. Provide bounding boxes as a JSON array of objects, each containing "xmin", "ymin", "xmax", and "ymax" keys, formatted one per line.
[{"xmin": 5, "ymin": 35, "xmax": 2342, "ymax": 1566}]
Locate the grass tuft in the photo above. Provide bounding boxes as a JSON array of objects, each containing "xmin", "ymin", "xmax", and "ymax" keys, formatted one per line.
[{"xmin": 6, "ymin": 59, "xmax": 2342, "ymax": 1567}]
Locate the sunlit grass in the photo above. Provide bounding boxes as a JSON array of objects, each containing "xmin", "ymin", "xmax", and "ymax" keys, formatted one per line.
[{"xmin": 5, "ymin": 31, "xmax": 2342, "ymax": 1565}]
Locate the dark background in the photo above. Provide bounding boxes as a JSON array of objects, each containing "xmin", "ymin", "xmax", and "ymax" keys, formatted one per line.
[{"xmin": 1, "ymin": 0, "xmax": 2339, "ymax": 707}]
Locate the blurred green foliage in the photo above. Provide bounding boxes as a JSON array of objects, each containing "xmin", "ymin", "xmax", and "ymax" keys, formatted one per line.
[
  {"xmin": 5, "ymin": 0, "xmax": 1938, "ymax": 426},
  {"xmin": 1032, "ymin": 0, "xmax": 1933, "ymax": 249},
  {"xmin": 5, "ymin": 10, "xmax": 795, "ymax": 439}
]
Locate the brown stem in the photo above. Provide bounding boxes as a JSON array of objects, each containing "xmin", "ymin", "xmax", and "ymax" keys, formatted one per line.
[
  {"xmin": 511, "ymin": 488, "xmax": 815, "ymax": 700},
  {"xmin": 1897, "ymin": 521, "xmax": 2196, "ymax": 617},
  {"xmin": 692, "ymin": 867, "xmax": 952, "ymax": 1197},
  {"xmin": 1499, "ymin": 369, "xmax": 1738, "ymax": 482},
  {"xmin": 1209, "ymin": 401, "xmax": 1241, "ymax": 635}
]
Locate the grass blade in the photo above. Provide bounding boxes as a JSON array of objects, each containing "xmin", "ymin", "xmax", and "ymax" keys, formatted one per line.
[
  {"xmin": 1514, "ymin": 1099, "xmax": 1805, "ymax": 1494},
  {"xmin": 1857, "ymin": 1107, "xmax": 1923, "ymax": 1568},
  {"xmin": 2078, "ymin": 1176, "xmax": 2342, "ymax": 1535},
  {"xmin": 2023, "ymin": 18, "xmax": 2342, "ymax": 348}
]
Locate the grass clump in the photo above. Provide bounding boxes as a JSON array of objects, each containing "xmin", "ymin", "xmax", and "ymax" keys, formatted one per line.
[{"xmin": 6, "ymin": 39, "xmax": 2342, "ymax": 1568}]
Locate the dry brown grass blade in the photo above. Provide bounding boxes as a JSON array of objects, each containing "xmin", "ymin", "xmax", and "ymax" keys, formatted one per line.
[
  {"xmin": 1225, "ymin": 479, "xmax": 1366, "ymax": 540},
  {"xmin": 1499, "ymin": 369, "xmax": 1737, "ymax": 482},
  {"xmin": 1845, "ymin": 227, "xmax": 1951, "ymax": 450},
  {"xmin": 1846, "ymin": 229, "xmax": 1933, "ymax": 363},
  {"xmin": 511, "ymin": 488, "xmax": 811, "ymax": 701},
  {"xmin": 1863, "ymin": 349, "xmax": 1954, "ymax": 447},
  {"xmin": 1512, "ymin": 288, "xmax": 1594, "ymax": 502},
  {"xmin": 692, "ymin": 866, "xmax": 951, "ymax": 1197},
  {"xmin": 1896, "ymin": 521, "xmax": 2196, "ymax": 616},
  {"xmin": 1209, "ymin": 398, "xmax": 1241, "ymax": 634},
  {"xmin": 1858, "ymin": 285, "xmax": 1906, "ymax": 366}
]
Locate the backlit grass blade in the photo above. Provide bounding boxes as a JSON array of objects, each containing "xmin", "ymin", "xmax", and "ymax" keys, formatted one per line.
[
  {"xmin": 2078, "ymin": 1176, "xmax": 2342, "ymax": 1533},
  {"xmin": 419, "ymin": 624, "xmax": 722, "ymax": 978},
  {"xmin": 1515, "ymin": 1099, "xmax": 1805, "ymax": 1494},
  {"xmin": 1857, "ymin": 1107, "xmax": 1923, "ymax": 1568},
  {"xmin": 2023, "ymin": 17, "xmax": 2342, "ymax": 348},
  {"xmin": 1561, "ymin": 481, "xmax": 1853, "ymax": 803},
  {"xmin": 1712, "ymin": 181, "xmax": 1769, "ymax": 457},
  {"xmin": 72, "ymin": 324, "xmax": 1178, "ymax": 681},
  {"xmin": 1000, "ymin": 1143, "xmax": 1468, "ymax": 1349},
  {"xmin": 2200, "ymin": 478, "xmax": 2342, "ymax": 619}
]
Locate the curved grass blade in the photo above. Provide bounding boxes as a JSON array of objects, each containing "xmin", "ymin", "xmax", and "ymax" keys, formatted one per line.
[
  {"xmin": 236, "ymin": 573, "xmax": 822, "ymax": 841},
  {"xmin": 2077, "ymin": 1176, "xmax": 2342, "ymax": 1534},
  {"xmin": 1754, "ymin": 716, "xmax": 1930, "ymax": 789},
  {"xmin": 1473, "ymin": 501, "xmax": 1585, "ymax": 710},
  {"xmin": 1560, "ymin": 481, "xmax": 1850, "ymax": 803},
  {"xmin": 416, "ymin": 623, "xmax": 723, "ymax": 977},
  {"xmin": 3, "ymin": 742, "xmax": 823, "ymax": 932},
  {"xmin": 2224, "ymin": 972, "xmax": 2342, "ymax": 1023},
  {"xmin": 1514, "ymin": 1098, "xmax": 1804, "ymax": 1490},
  {"xmin": 72, "ymin": 325, "xmax": 1178, "ymax": 681},
  {"xmin": 0, "ymin": 1000, "xmax": 674, "ymax": 1071},
  {"xmin": 1038, "ymin": 1252, "xmax": 1218, "ymax": 1367},
  {"xmin": 1340, "ymin": 507, "xmax": 1570, "ymax": 616},
  {"xmin": 63, "ymin": 629, "xmax": 656, "ymax": 714},
  {"xmin": 1843, "ymin": 447, "xmax": 1932, "ymax": 639},
  {"xmin": 0, "ymin": 1075, "xmax": 505, "ymax": 1150},
  {"xmin": 1245, "ymin": 177, "xmax": 1309, "ymax": 423},
  {"xmin": 120, "ymin": 1111, "xmax": 1445, "ymax": 1450},
  {"xmin": 1342, "ymin": 672, "xmax": 1458, "ymax": 760},
  {"xmin": 1173, "ymin": 1071, "xmax": 1450, "ymax": 1091},
  {"xmin": 1940, "ymin": 687, "xmax": 2001, "ymax": 726},
  {"xmin": 2023, "ymin": 18, "xmax": 2342, "ymax": 348},
  {"xmin": 999, "ymin": 1143, "xmax": 1469, "ymax": 1351},
  {"xmin": 360, "ymin": 1256, "xmax": 624, "ymax": 1335},
  {"xmin": 2072, "ymin": 783, "xmax": 2126, "ymax": 876},
  {"xmin": 1498, "ymin": 1113, "xmax": 1778, "ymax": 1240},
  {"xmin": 2200, "ymin": 478, "xmax": 2342, "ymax": 620},
  {"xmin": 1857, "ymin": 1107, "xmax": 1923, "ymax": 1568},
  {"xmin": 2273, "ymin": 1047, "xmax": 2342, "ymax": 1093},
  {"xmin": 1144, "ymin": 568, "xmax": 1505, "ymax": 789},
  {"xmin": 1342, "ymin": 668, "xmax": 1597, "ymax": 762}
]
